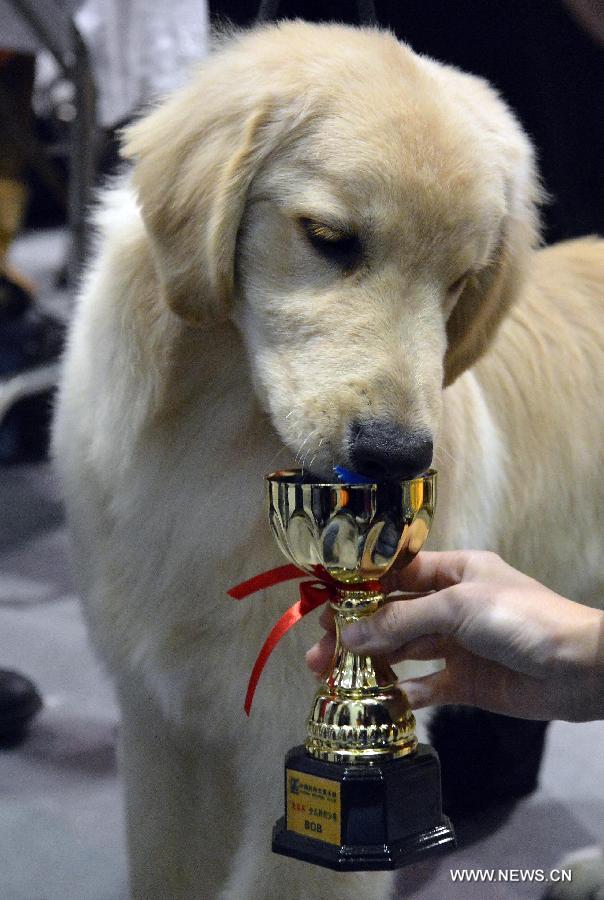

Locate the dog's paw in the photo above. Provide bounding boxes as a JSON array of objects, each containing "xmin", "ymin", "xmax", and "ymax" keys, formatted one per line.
[
  {"xmin": 543, "ymin": 846, "xmax": 604, "ymax": 900},
  {"xmin": 428, "ymin": 706, "xmax": 549, "ymax": 816}
]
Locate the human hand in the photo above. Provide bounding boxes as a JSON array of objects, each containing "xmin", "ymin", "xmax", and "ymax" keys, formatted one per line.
[{"xmin": 306, "ymin": 551, "xmax": 604, "ymax": 722}]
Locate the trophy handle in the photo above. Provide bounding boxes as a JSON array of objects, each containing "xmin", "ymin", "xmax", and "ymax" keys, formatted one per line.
[{"xmin": 305, "ymin": 588, "xmax": 417, "ymax": 763}]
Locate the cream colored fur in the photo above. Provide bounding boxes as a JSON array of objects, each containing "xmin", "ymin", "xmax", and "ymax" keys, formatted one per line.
[{"xmin": 52, "ymin": 22, "xmax": 604, "ymax": 900}]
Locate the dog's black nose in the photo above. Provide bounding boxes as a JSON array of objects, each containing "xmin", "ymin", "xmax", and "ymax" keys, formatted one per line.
[{"xmin": 348, "ymin": 420, "xmax": 433, "ymax": 481}]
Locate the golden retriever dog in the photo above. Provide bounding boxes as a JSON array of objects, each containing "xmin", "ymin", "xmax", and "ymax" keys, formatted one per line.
[{"xmin": 52, "ymin": 21, "xmax": 604, "ymax": 900}]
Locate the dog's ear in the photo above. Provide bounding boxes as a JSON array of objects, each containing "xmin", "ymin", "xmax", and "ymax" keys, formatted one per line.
[
  {"xmin": 122, "ymin": 57, "xmax": 280, "ymax": 326},
  {"xmin": 442, "ymin": 96, "xmax": 542, "ymax": 387}
]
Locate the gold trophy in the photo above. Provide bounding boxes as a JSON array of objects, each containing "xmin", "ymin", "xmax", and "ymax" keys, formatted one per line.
[{"xmin": 266, "ymin": 468, "xmax": 455, "ymax": 870}]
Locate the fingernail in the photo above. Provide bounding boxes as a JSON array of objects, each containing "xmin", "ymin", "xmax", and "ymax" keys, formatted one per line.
[{"xmin": 340, "ymin": 622, "xmax": 368, "ymax": 648}]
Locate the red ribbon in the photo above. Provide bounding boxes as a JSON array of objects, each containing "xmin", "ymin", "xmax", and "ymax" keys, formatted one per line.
[{"xmin": 228, "ymin": 565, "xmax": 381, "ymax": 715}]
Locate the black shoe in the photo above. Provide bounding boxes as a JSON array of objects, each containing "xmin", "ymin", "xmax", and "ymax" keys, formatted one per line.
[{"xmin": 0, "ymin": 669, "xmax": 43, "ymax": 749}]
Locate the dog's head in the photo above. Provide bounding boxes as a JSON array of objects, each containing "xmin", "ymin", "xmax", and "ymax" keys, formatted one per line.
[{"xmin": 123, "ymin": 22, "xmax": 540, "ymax": 480}]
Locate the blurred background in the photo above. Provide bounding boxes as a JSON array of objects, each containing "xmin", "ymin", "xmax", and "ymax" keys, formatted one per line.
[{"xmin": 0, "ymin": 2, "xmax": 602, "ymax": 899}]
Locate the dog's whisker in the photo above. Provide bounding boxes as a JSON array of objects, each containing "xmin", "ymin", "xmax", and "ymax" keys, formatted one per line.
[
  {"xmin": 301, "ymin": 447, "xmax": 314, "ymax": 467},
  {"xmin": 297, "ymin": 450, "xmax": 313, "ymax": 468},
  {"xmin": 435, "ymin": 444, "xmax": 458, "ymax": 466},
  {"xmin": 295, "ymin": 429, "xmax": 318, "ymax": 462}
]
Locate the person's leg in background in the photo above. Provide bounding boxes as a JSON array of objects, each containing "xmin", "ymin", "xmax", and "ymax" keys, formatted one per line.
[
  {"xmin": 0, "ymin": 48, "xmax": 64, "ymax": 466},
  {"xmin": 0, "ymin": 51, "xmax": 36, "ymax": 304},
  {"xmin": 0, "ymin": 50, "xmax": 60, "ymax": 748}
]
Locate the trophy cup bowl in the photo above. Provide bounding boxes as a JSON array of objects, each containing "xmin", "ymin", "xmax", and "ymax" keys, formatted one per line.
[{"xmin": 266, "ymin": 468, "xmax": 455, "ymax": 870}]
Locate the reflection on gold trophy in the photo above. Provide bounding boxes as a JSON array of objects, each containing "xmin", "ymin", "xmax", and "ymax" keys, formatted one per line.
[{"xmin": 266, "ymin": 468, "xmax": 455, "ymax": 870}]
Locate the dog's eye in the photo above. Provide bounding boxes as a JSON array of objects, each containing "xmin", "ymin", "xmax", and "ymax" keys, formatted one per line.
[
  {"xmin": 447, "ymin": 274, "xmax": 468, "ymax": 298},
  {"xmin": 299, "ymin": 218, "xmax": 362, "ymax": 273},
  {"xmin": 444, "ymin": 273, "xmax": 469, "ymax": 318}
]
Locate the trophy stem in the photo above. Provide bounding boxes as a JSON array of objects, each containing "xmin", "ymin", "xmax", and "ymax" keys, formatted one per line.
[
  {"xmin": 305, "ymin": 588, "xmax": 417, "ymax": 763},
  {"xmin": 329, "ymin": 591, "xmax": 399, "ymax": 692}
]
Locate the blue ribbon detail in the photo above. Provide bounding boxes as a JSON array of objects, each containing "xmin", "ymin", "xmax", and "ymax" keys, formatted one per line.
[{"xmin": 333, "ymin": 466, "xmax": 375, "ymax": 485}]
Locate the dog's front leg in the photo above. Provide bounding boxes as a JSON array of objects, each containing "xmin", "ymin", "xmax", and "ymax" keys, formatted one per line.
[
  {"xmin": 218, "ymin": 817, "xmax": 394, "ymax": 900},
  {"xmin": 118, "ymin": 681, "xmax": 237, "ymax": 900}
]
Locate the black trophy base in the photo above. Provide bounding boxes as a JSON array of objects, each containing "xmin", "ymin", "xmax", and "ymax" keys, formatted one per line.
[{"xmin": 272, "ymin": 743, "xmax": 455, "ymax": 871}]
